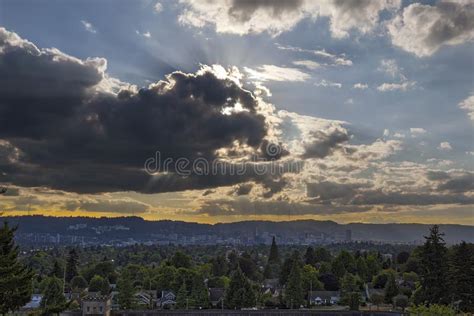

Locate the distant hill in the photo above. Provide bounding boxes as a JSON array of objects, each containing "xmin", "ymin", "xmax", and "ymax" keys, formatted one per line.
[{"xmin": 2, "ymin": 215, "xmax": 473, "ymax": 245}]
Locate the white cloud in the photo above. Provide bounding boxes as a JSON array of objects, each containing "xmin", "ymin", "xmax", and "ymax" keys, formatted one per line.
[
  {"xmin": 315, "ymin": 79, "xmax": 342, "ymax": 88},
  {"xmin": 459, "ymin": 94, "xmax": 474, "ymax": 121},
  {"xmin": 438, "ymin": 141, "xmax": 452, "ymax": 151},
  {"xmin": 81, "ymin": 20, "xmax": 96, "ymax": 34},
  {"xmin": 377, "ymin": 81, "xmax": 416, "ymax": 92},
  {"xmin": 277, "ymin": 44, "xmax": 353, "ymax": 66},
  {"xmin": 383, "ymin": 129, "xmax": 390, "ymax": 137},
  {"xmin": 244, "ymin": 65, "xmax": 310, "ymax": 82},
  {"xmin": 410, "ymin": 128, "xmax": 427, "ymax": 137},
  {"xmin": 378, "ymin": 59, "xmax": 406, "ymax": 80},
  {"xmin": 292, "ymin": 60, "xmax": 320, "ymax": 70},
  {"xmin": 136, "ymin": 30, "xmax": 151, "ymax": 38},
  {"xmin": 353, "ymin": 83, "xmax": 368, "ymax": 89},
  {"xmin": 178, "ymin": 0, "xmax": 400, "ymax": 38},
  {"xmin": 318, "ymin": 0, "xmax": 401, "ymax": 39},
  {"xmin": 387, "ymin": 1, "xmax": 474, "ymax": 57},
  {"xmin": 393, "ymin": 132, "xmax": 406, "ymax": 138},
  {"xmin": 154, "ymin": 2, "xmax": 163, "ymax": 13},
  {"xmin": 345, "ymin": 98, "xmax": 354, "ymax": 105}
]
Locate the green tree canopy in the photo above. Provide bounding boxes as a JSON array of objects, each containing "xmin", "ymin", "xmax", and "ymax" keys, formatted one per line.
[
  {"xmin": 65, "ymin": 248, "xmax": 79, "ymax": 283},
  {"xmin": 41, "ymin": 277, "xmax": 67, "ymax": 315},
  {"xmin": 225, "ymin": 267, "xmax": 256, "ymax": 309},
  {"xmin": 70, "ymin": 275, "xmax": 87, "ymax": 291},
  {"xmin": 284, "ymin": 260, "xmax": 304, "ymax": 308},
  {"xmin": 117, "ymin": 270, "xmax": 136, "ymax": 310},
  {"xmin": 89, "ymin": 275, "xmax": 110, "ymax": 295},
  {"xmin": 448, "ymin": 241, "xmax": 474, "ymax": 312},
  {"xmin": 171, "ymin": 251, "xmax": 192, "ymax": 269},
  {"xmin": 419, "ymin": 225, "xmax": 449, "ymax": 305},
  {"xmin": 0, "ymin": 222, "xmax": 34, "ymax": 314},
  {"xmin": 384, "ymin": 271, "xmax": 399, "ymax": 304}
]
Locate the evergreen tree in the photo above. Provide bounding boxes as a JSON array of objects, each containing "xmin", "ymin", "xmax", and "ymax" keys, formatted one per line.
[
  {"xmin": 304, "ymin": 246, "xmax": 316, "ymax": 266},
  {"xmin": 176, "ymin": 281, "xmax": 188, "ymax": 309},
  {"xmin": 284, "ymin": 260, "xmax": 304, "ymax": 308},
  {"xmin": 346, "ymin": 292, "xmax": 361, "ymax": 311},
  {"xmin": 268, "ymin": 236, "xmax": 279, "ymax": 263},
  {"xmin": 51, "ymin": 259, "xmax": 64, "ymax": 279},
  {"xmin": 384, "ymin": 272, "xmax": 399, "ymax": 304},
  {"xmin": 41, "ymin": 277, "xmax": 67, "ymax": 315},
  {"xmin": 280, "ymin": 251, "xmax": 301, "ymax": 285},
  {"xmin": 264, "ymin": 236, "xmax": 281, "ymax": 279},
  {"xmin": 0, "ymin": 222, "xmax": 34, "ymax": 314},
  {"xmin": 340, "ymin": 273, "xmax": 361, "ymax": 310},
  {"xmin": 449, "ymin": 241, "xmax": 474, "ymax": 312},
  {"xmin": 356, "ymin": 257, "xmax": 368, "ymax": 281},
  {"xmin": 366, "ymin": 254, "xmax": 382, "ymax": 281},
  {"xmin": 191, "ymin": 273, "xmax": 209, "ymax": 309},
  {"xmin": 65, "ymin": 249, "xmax": 79, "ymax": 283},
  {"xmin": 331, "ymin": 257, "xmax": 346, "ymax": 279},
  {"xmin": 314, "ymin": 247, "xmax": 332, "ymax": 263},
  {"xmin": 117, "ymin": 271, "xmax": 136, "ymax": 310},
  {"xmin": 419, "ymin": 225, "xmax": 448, "ymax": 304},
  {"xmin": 211, "ymin": 254, "xmax": 228, "ymax": 277},
  {"xmin": 225, "ymin": 267, "xmax": 256, "ymax": 309}
]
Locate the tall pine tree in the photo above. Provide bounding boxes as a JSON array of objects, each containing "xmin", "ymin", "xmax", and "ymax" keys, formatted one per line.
[
  {"xmin": 117, "ymin": 270, "xmax": 136, "ymax": 310},
  {"xmin": 284, "ymin": 260, "xmax": 304, "ymax": 308},
  {"xmin": 268, "ymin": 236, "xmax": 279, "ymax": 263},
  {"xmin": 449, "ymin": 241, "xmax": 474, "ymax": 312},
  {"xmin": 41, "ymin": 277, "xmax": 68, "ymax": 314},
  {"xmin": 191, "ymin": 273, "xmax": 209, "ymax": 309},
  {"xmin": 264, "ymin": 236, "xmax": 281, "ymax": 278},
  {"xmin": 304, "ymin": 246, "xmax": 316, "ymax": 266},
  {"xmin": 0, "ymin": 222, "xmax": 34, "ymax": 314},
  {"xmin": 65, "ymin": 249, "xmax": 79, "ymax": 283},
  {"xmin": 225, "ymin": 267, "xmax": 255, "ymax": 309},
  {"xmin": 419, "ymin": 225, "xmax": 449, "ymax": 305}
]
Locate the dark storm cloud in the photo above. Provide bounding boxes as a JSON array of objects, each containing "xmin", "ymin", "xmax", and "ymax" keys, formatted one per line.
[
  {"xmin": 306, "ymin": 178, "xmax": 474, "ymax": 206},
  {"xmin": 228, "ymin": 0, "xmax": 304, "ymax": 22},
  {"xmin": 0, "ymin": 28, "xmax": 271, "ymax": 194},
  {"xmin": 424, "ymin": 2, "xmax": 474, "ymax": 49},
  {"xmin": 437, "ymin": 172, "xmax": 474, "ymax": 193},
  {"xmin": 301, "ymin": 129, "xmax": 350, "ymax": 159},
  {"xmin": 426, "ymin": 170, "xmax": 450, "ymax": 181},
  {"xmin": 65, "ymin": 199, "xmax": 150, "ymax": 214},
  {"xmin": 194, "ymin": 197, "xmax": 370, "ymax": 217},
  {"xmin": 350, "ymin": 189, "xmax": 474, "ymax": 205},
  {"xmin": 306, "ymin": 181, "xmax": 370, "ymax": 201},
  {"xmin": 426, "ymin": 170, "xmax": 474, "ymax": 193}
]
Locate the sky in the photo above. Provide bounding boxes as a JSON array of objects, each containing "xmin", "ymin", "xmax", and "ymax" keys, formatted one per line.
[{"xmin": 0, "ymin": 0, "xmax": 473, "ymax": 224}]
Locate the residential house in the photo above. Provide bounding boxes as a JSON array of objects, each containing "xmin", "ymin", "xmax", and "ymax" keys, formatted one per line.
[
  {"xmin": 308, "ymin": 291, "xmax": 340, "ymax": 305},
  {"xmin": 22, "ymin": 294, "xmax": 43, "ymax": 310},
  {"xmin": 156, "ymin": 290, "xmax": 176, "ymax": 309},
  {"xmin": 209, "ymin": 288, "xmax": 225, "ymax": 308},
  {"xmin": 135, "ymin": 290, "xmax": 157, "ymax": 309},
  {"xmin": 81, "ymin": 294, "xmax": 111, "ymax": 316}
]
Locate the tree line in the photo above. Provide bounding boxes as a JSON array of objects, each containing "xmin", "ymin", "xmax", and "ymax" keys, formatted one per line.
[{"xmin": 0, "ymin": 222, "xmax": 472, "ymax": 314}]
